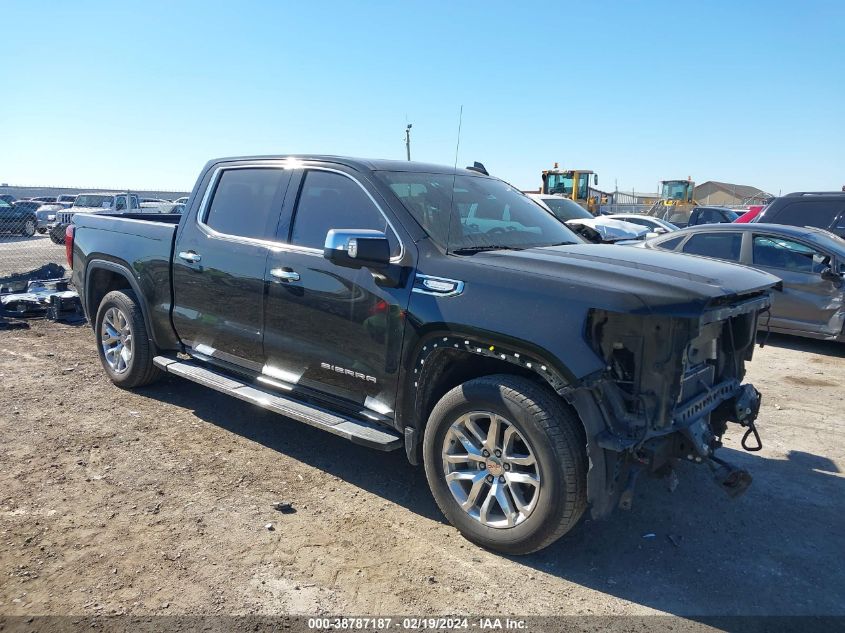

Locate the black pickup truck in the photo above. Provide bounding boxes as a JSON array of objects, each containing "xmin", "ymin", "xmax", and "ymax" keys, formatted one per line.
[{"xmin": 69, "ymin": 155, "xmax": 779, "ymax": 554}]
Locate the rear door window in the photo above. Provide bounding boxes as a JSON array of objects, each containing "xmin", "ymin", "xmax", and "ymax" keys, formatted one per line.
[
  {"xmin": 752, "ymin": 235, "xmax": 828, "ymax": 273},
  {"xmin": 770, "ymin": 200, "xmax": 843, "ymax": 229},
  {"xmin": 682, "ymin": 232, "xmax": 742, "ymax": 261},
  {"xmin": 204, "ymin": 168, "xmax": 290, "ymax": 240}
]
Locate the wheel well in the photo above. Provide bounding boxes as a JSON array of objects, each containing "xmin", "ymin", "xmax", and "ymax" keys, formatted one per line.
[
  {"xmin": 414, "ymin": 348, "xmax": 545, "ymax": 432},
  {"xmin": 88, "ymin": 268, "xmax": 132, "ymax": 319}
]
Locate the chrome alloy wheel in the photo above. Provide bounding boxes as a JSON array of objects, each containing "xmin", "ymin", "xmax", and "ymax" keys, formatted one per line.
[
  {"xmin": 441, "ymin": 411, "xmax": 541, "ymax": 528},
  {"xmin": 101, "ymin": 307, "xmax": 133, "ymax": 374}
]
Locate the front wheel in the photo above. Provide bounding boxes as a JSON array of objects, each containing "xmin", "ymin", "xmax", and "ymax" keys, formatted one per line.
[
  {"xmin": 423, "ymin": 375, "xmax": 587, "ymax": 555},
  {"xmin": 20, "ymin": 218, "xmax": 36, "ymax": 237},
  {"xmin": 94, "ymin": 290, "xmax": 161, "ymax": 388},
  {"xmin": 49, "ymin": 227, "xmax": 65, "ymax": 244}
]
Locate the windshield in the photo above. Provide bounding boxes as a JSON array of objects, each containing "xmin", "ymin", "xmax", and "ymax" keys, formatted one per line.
[
  {"xmin": 377, "ymin": 172, "xmax": 582, "ymax": 252},
  {"xmin": 540, "ymin": 197, "xmax": 593, "ymax": 221},
  {"xmin": 661, "ymin": 181, "xmax": 690, "ymax": 201},
  {"xmin": 74, "ymin": 194, "xmax": 114, "ymax": 208}
]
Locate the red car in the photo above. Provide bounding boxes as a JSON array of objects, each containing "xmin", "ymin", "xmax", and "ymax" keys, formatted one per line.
[{"xmin": 734, "ymin": 205, "xmax": 764, "ymax": 223}]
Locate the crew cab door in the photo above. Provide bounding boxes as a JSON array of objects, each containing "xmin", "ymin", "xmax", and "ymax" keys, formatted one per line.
[
  {"xmin": 261, "ymin": 166, "xmax": 413, "ymax": 417},
  {"xmin": 749, "ymin": 233, "xmax": 844, "ymax": 335},
  {"xmin": 172, "ymin": 164, "xmax": 293, "ymax": 366}
]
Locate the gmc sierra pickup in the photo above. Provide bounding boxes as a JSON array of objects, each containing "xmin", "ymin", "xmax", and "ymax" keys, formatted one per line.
[{"xmin": 69, "ymin": 155, "xmax": 779, "ymax": 554}]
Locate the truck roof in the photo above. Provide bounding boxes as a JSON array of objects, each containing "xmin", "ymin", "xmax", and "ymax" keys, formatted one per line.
[{"xmin": 207, "ymin": 155, "xmax": 492, "ymax": 177}]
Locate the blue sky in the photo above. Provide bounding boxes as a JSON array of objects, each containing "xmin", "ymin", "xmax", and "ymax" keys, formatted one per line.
[{"xmin": 2, "ymin": 1, "xmax": 843, "ymax": 194}]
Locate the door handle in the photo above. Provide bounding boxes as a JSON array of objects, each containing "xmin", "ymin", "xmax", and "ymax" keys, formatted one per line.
[
  {"xmin": 178, "ymin": 251, "xmax": 201, "ymax": 263},
  {"xmin": 270, "ymin": 268, "xmax": 300, "ymax": 282}
]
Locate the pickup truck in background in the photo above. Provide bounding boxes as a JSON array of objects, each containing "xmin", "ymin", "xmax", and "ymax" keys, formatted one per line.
[
  {"xmin": 69, "ymin": 155, "xmax": 778, "ymax": 554},
  {"xmin": 50, "ymin": 192, "xmax": 142, "ymax": 244}
]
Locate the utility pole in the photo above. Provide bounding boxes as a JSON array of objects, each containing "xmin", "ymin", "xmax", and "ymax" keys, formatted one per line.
[{"xmin": 405, "ymin": 124, "xmax": 412, "ymax": 161}]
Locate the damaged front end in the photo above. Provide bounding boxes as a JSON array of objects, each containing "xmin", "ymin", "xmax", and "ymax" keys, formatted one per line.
[{"xmin": 579, "ymin": 290, "xmax": 771, "ymax": 518}]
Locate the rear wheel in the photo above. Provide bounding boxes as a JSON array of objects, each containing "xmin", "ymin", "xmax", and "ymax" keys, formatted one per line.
[
  {"xmin": 423, "ymin": 375, "xmax": 587, "ymax": 555},
  {"xmin": 94, "ymin": 290, "xmax": 161, "ymax": 388}
]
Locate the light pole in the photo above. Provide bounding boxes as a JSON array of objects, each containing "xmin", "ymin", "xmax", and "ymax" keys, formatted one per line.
[{"xmin": 405, "ymin": 124, "xmax": 412, "ymax": 161}]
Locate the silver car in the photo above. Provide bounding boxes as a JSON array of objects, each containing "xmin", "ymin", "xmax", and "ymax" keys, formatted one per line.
[{"xmin": 644, "ymin": 223, "xmax": 845, "ymax": 342}]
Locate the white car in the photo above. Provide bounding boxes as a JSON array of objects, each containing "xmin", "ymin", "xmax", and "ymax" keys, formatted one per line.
[
  {"xmin": 527, "ymin": 194, "xmax": 649, "ymax": 243},
  {"xmin": 605, "ymin": 214, "xmax": 679, "ymax": 238}
]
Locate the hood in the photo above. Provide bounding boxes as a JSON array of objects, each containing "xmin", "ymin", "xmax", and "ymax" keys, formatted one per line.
[
  {"xmin": 471, "ymin": 244, "xmax": 779, "ymax": 317},
  {"xmin": 565, "ymin": 217, "xmax": 649, "ymax": 243}
]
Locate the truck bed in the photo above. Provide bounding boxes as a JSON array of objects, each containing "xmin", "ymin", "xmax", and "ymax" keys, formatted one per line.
[{"xmin": 70, "ymin": 212, "xmax": 181, "ymax": 350}]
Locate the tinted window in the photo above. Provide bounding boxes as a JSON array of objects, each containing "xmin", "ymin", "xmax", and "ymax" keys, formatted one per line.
[
  {"xmin": 770, "ymin": 201, "xmax": 842, "ymax": 229},
  {"xmin": 698, "ymin": 208, "xmax": 724, "ymax": 224},
  {"xmin": 205, "ymin": 168, "xmax": 288, "ymax": 240},
  {"xmin": 290, "ymin": 170, "xmax": 396, "ymax": 253},
  {"xmin": 752, "ymin": 235, "xmax": 828, "ymax": 273},
  {"xmin": 682, "ymin": 233, "xmax": 742, "ymax": 261},
  {"xmin": 654, "ymin": 235, "xmax": 684, "ymax": 250}
]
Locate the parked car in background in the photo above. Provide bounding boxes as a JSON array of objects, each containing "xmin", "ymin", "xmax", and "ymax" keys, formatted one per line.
[
  {"xmin": 0, "ymin": 194, "xmax": 17, "ymax": 204},
  {"xmin": 564, "ymin": 217, "xmax": 648, "ymax": 243},
  {"xmin": 643, "ymin": 223, "xmax": 845, "ymax": 342},
  {"xmin": 173, "ymin": 196, "xmax": 189, "ymax": 205},
  {"xmin": 0, "ymin": 199, "xmax": 38, "ymax": 236},
  {"xmin": 604, "ymin": 214, "xmax": 679, "ymax": 236},
  {"xmin": 35, "ymin": 201, "xmax": 73, "ymax": 233},
  {"xmin": 56, "ymin": 194, "xmax": 78, "ymax": 204},
  {"xmin": 28, "ymin": 196, "xmax": 57, "ymax": 203},
  {"xmin": 755, "ymin": 192, "xmax": 845, "ymax": 238},
  {"xmin": 527, "ymin": 194, "xmax": 649, "ymax": 243},
  {"xmin": 50, "ymin": 192, "xmax": 141, "ymax": 243},
  {"xmin": 735, "ymin": 205, "xmax": 765, "ymax": 223},
  {"xmin": 652, "ymin": 205, "xmax": 738, "ymax": 228}
]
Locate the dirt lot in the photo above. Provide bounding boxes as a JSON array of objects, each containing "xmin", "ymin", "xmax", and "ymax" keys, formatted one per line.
[{"xmin": 1, "ymin": 322, "xmax": 843, "ymax": 618}]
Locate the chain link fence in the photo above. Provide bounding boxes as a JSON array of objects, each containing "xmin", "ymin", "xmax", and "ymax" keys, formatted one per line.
[{"xmin": 0, "ymin": 187, "xmax": 189, "ymax": 291}]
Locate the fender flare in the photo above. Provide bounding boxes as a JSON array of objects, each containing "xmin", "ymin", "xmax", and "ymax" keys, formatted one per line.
[{"xmin": 84, "ymin": 259, "xmax": 162, "ymax": 349}]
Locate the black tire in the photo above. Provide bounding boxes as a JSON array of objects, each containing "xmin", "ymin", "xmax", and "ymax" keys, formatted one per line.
[
  {"xmin": 49, "ymin": 228, "xmax": 65, "ymax": 244},
  {"xmin": 94, "ymin": 289, "xmax": 161, "ymax": 388},
  {"xmin": 37, "ymin": 228, "xmax": 47, "ymax": 235},
  {"xmin": 423, "ymin": 375, "xmax": 587, "ymax": 555},
  {"xmin": 20, "ymin": 217, "xmax": 36, "ymax": 237}
]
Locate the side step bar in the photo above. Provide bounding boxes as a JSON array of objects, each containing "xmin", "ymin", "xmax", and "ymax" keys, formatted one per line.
[{"xmin": 153, "ymin": 356, "xmax": 402, "ymax": 451}]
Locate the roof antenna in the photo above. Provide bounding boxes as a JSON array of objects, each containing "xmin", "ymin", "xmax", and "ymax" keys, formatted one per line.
[{"xmin": 445, "ymin": 105, "xmax": 463, "ymax": 256}]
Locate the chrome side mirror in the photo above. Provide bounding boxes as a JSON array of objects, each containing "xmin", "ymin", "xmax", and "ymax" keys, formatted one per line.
[{"xmin": 324, "ymin": 229, "xmax": 390, "ymax": 269}]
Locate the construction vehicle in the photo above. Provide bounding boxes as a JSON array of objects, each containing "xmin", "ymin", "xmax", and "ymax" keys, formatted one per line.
[
  {"xmin": 647, "ymin": 178, "xmax": 698, "ymax": 224},
  {"xmin": 540, "ymin": 163, "xmax": 607, "ymax": 214}
]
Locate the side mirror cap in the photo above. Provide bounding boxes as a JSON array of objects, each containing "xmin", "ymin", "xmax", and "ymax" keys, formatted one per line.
[
  {"xmin": 593, "ymin": 174, "xmax": 598, "ymax": 186},
  {"xmin": 324, "ymin": 229, "xmax": 390, "ymax": 269}
]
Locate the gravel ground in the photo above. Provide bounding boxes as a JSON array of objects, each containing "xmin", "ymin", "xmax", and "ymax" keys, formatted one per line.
[{"xmin": 0, "ymin": 322, "xmax": 843, "ymax": 618}]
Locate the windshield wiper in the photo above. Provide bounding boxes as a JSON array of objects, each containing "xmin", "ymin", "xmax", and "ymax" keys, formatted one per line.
[{"xmin": 451, "ymin": 245, "xmax": 526, "ymax": 255}]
